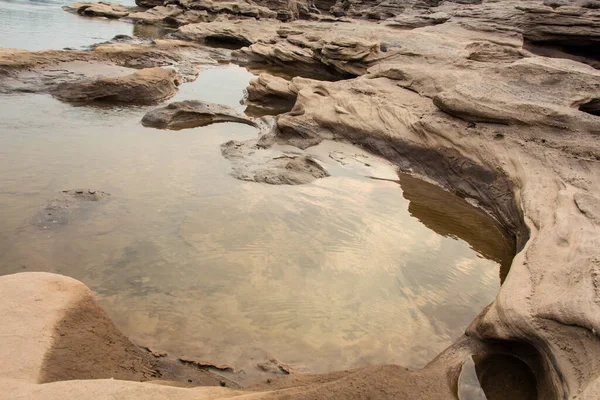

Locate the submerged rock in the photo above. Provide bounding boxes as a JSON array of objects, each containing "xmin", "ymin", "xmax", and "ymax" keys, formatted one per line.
[
  {"xmin": 141, "ymin": 100, "xmax": 258, "ymax": 129},
  {"xmin": 50, "ymin": 67, "xmax": 179, "ymax": 104},
  {"xmin": 222, "ymin": 139, "xmax": 330, "ymax": 185},
  {"xmin": 32, "ymin": 190, "xmax": 110, "ymax": 229}
]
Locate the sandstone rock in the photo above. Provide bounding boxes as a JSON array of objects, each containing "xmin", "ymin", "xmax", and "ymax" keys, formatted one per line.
[
  {"xmin": 141, "ymin": 100, "xmax": 258, "ymax": 129},
  {"xmin": 5, "ymin": 1, "xmax": 600, "ymax": 399},
  {"xmin": 520, "ymin": 3, "xmax": 600, "ymax": 43},
  {"xmin": 179, "ymin": 357, "xmax": 235, "ymax": 372},
  {"xmin": 229, "ymin": 20, "xmax": 391, "ymax": 77},
  {"xmin": 164, "ymin": 9, "xmax": 212, "ymax": 26},
  {"xmin": 433, "ymin": 57, "xmax": 600, "ymax": 131},
  {"xmin": 226, "ymin": 12, "xmax": 600, "ymax": 398},
  {"xmin": 63, "ymin": 2, "xmax": 132, "ymax": 18},
  {"xmin": 176, "ymin": 19, "xmax": 281, "ymax": 47},
  {"xmin": 256, "ymin": 357, "xmax": 293, "ymax": 374},
  {"xmin": 126, "ymin": 5, "xmax": 184, "ymax": 24},
  {"xmin": 0, "ymin": 42, "xmax": 232, "ymax": 95},
  {"xmin": 244, "ymin": 73, "xmax": 298, "ymax": 115},
  {"xmin": 169, "ymin": 0, "xmax": 278, "ymax": 18},
  {"xmin": 50, "ymin": 67, "xmax": 179, "ymax": 104}
]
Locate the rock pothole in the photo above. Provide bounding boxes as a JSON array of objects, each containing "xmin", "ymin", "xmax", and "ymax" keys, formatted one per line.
[{"xmin": 579, "ymin": 98, "xmax": 600, "ymax": 116}]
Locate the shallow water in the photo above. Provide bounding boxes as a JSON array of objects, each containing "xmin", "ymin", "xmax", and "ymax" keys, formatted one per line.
[
  {"xmin": 0, "ymin": 4, "xmax": 515, "ymax": 386},
  {"xmin": 0, "ymin": 0, "xmax": 135, "ymax": 50}
]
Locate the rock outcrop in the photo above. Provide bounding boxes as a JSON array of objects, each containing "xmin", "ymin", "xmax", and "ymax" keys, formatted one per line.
[
  {"xmin": 227, "ymin": 5, "xmax": 600, "ymax": 399},
  {"xmin": 62, "ymin": 1, "xmax": 133, "ymax": 18},
  {"xmin": 0, "ymin": 41, "xmax": 231, "ymax": 95},
  {"xmin": 167, "ymin": 0, "xmax": 278, "ymax": 19},
  {"xmin": 141, "ymin": 100, "xmax": 258, "ymax": 129},
  {"xmin": 244, "ymin": 73, "xmax": 298, "ymax": 115},
  {"xmin": 50, "ymin": 67, "xmax": 179, "ymax": 104},
  {"xmin": 126, "ymin": 5, "xmax": 185, "ymax": 24},
  {"xmin": 176, "ymin": 19, "xmax": 281, "ymax": 47}
]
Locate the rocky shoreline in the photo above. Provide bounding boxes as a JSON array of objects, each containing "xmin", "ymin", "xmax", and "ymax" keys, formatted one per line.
[{"xmin": 1, "ymin": 0, "xmax": 600, "ymax": 398}]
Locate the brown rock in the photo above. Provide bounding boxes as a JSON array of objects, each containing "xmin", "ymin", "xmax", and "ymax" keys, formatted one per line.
[
  {"xmin": 142, "ymin": 100, "xmax": 259, "ymax": 129},
  {"xmin": 50, "ymin": 67, "xmax": 179, "ymax": 105},
  {"xmin": 63, "ymin": 2, "xmax": 132, "ymax": 18}
]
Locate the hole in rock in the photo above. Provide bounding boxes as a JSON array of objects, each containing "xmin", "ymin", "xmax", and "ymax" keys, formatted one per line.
[
  {"xmin": 93, "ymin": 95, "xmax": 122, "ymax": 103},
  {"xmin": 459, "ymin": 354, "xmax": 539, "ymax": 400},
  {"xmin": 523, "ymin": 39, "xmax": 600, "ymax": 69},
  {"xmin": 244, "ymin": 62, "xmax": 355, "ymax": 82},
  {"xmin": 579, "ymin": 98, "xmax": 600, "ymax": 117},
  {"xmin": 204, "ymin": 35, "xmax": 251, "ymax": 50},
  {"xmin": 244, "ymin": 97, "xmax": 296, "ymax": 118},
  {"xmin": 313, "ymin": 0, "xmax": 337, "ymax": 12},
  {"xmin": 475, "ymin": 354, "xmax": 538, "ymax": 400}
]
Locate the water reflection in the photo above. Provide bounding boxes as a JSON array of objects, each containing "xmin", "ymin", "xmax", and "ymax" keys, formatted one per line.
[{"xmin": 397, "ymin": 173, "xmax": 515, "ymax": 283}]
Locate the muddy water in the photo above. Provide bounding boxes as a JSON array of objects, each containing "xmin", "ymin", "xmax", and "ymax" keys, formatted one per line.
[{"xmin": 0, "ymin": 0, "xmax": 135, "ymax": 50}]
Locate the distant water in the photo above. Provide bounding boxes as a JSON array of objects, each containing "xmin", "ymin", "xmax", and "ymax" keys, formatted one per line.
[{"xmin": 0, "ymin": 0, "xmax": 135, "ymax": 50}]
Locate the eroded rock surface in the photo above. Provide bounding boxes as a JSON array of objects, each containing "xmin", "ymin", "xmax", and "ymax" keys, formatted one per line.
[
  {"xmin": 176, "ymin": 19, "xmax": 281, "ymax": 47},
  {"xmin": 167, "ymin": 0, "xmax": 278, "ymax": 19},
  {"xmin": 0, "ymin": 42, "xmax": 231, "ymax": 95},
  {"xmin": 63, "ymin": 1, "xmax": 133, "ymax": 18},
  {"xmin": 50, "ymin": 67, "xmax": 179, "ymax": 104},
  {"xmin": 141, "ymin": 100, "xmax": 258, "ymax": 129},
  {"xmin": 244, "ymin": 73, "xmax": 298, "ymax": 115},
  {"xmin": 218, "ymin": 2, "xmax": 600, "ymax": 398}
]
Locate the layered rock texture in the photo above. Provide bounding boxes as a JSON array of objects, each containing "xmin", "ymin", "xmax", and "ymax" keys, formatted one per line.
[
  {"xmin": 141, "ymin": 100, "xmax": 258, "ymax": 129},
  {"xmin": 230, "ymin": 3, "xmax": 600, "ymax": 398},
  {"xmin": 51, "ymin": 67, "xmax": 179, "ymax": 104},
  {"xmin": 2, "ymin": 0, "xmax": 600, "ymax": 399}
]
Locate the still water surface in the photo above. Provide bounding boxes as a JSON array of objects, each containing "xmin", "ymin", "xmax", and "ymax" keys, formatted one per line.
[
  {"xmin": 0, "ymin": 0, "xmax": 135, "ymax": 50},
  {"xmin": 0, "ymin": 1, "xmax": 515, "ymax": 385}
]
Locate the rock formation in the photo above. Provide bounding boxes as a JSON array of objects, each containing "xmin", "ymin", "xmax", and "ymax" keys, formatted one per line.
[
  {"xmin": 50, "ymin": 67, "xmax": 179, "ymax": 104},
  {"xmin": 62, "ymin": 1, "xmax": 133, "ymax": 18},
  {"xmin": 2, "ymin": 0, "xmax": 600, "ymax": 399},
  {"xmin": 141, "ymin": 100, "xmax": 258, "ymax": 129},
  {"xmin": 231, "ymin": 4, "xmax": 600, "ymax": 398}
]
